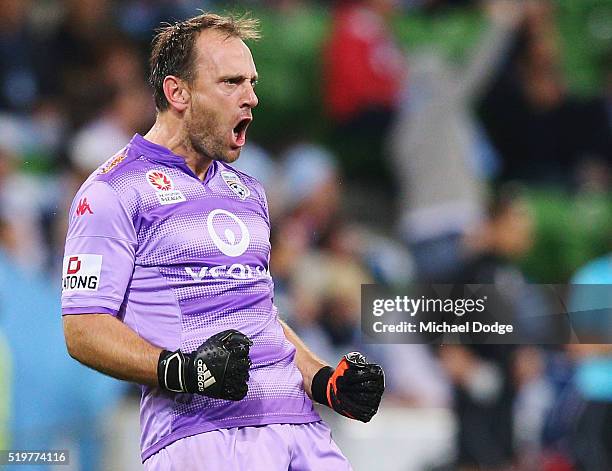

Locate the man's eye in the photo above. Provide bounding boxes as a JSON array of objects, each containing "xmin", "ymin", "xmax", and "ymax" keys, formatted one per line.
[{"xmin": 251, "ymin": 80, "xmax": 258, "ymax": 88}]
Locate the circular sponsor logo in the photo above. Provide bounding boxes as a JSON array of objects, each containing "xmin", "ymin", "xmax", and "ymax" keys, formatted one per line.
[
  {"xmin": 206, "ymin": 209, "xmax": 250, "ymax": 257},
  {"xmin": 146, "ymin": 170, "xmax": 173, "ymax": 191}
]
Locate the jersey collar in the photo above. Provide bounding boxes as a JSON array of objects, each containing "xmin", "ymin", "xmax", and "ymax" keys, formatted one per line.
[{"xmin": 129, "ymin": 133, "xmax": 218, "ymax": 184}]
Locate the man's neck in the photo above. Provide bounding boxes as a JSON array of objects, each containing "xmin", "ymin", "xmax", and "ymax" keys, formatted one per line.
[{"xmin": 143, "ymin": 113, "xmax": 213, "ymax": 180}]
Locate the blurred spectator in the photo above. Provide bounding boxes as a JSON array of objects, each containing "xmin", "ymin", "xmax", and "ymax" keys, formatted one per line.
[
  {"xmin": 277, "ymin": 141, "xmax": 341, "ymax": 242},
  {"xmin": 69, "ymin": 82, "xmax": 154, "ymax": 177},
  {"xmin": 97, "ymin": 37, "xmax": 148, "ymax": 92},
  {"xmin": 322, "ymin": 0, "xmax": 407, "ymax": 180},
  {"xmin": 0, "ymin": 0, "xmax": 68, "ymax": 114},
  {"xmin": 272, "ymin": 139, "xmax": 443, "ymax": 406},
  {"xmin": 401, "ymin": 0, "xmax": 479, "ymax": 13},
  {"xmin": 606, "ymin": 54, "xmax": 612, "ymax": 132},
  {"xmin": 440, "ymin": 342, "xmax": 516, "ymax": 471},
  {"xmin": 460, "ymin": 184, "xmax": 535, "ymax": 284},
  {"xmin": 0, "ymin": 121, "xmax": 50, "ymax": 272},
  {"xmin": 44, "ymin": 0, "xmax": 118, "ymax": 127},
  {"xmin": 225, "ymin": 142, "xmax": 275, "ymax": 189},
  {"xmin": 480, "ymin": 1, "xmax": 612, "ymax": 186},
  {"xmin": 573, "ymin": 51, "xmax": 612, "ymax": 192},
  {"xmin": 512, "ymin": 347, "xmax": 555, "ymax": 470},
  {"xmin": 439, "ymin": 185, "xmax": 543, "ymax": 471},
  {"xmin": 65, "ymin": 25, "xmax": 154, "ymax": 178},
  {"xmin": 288, "ymin": 241, "xmax": 373, "ymax": 363},
  {"xmin": 271, "ymin": 141, "xmax": 342, "ymax": 347},
  {"xmin": 116, "ymin": 0, "xmax": 214, "ymax": 41},
  {"xmin": 382, "ymin": 343, "xmax": 451, "ymax": 408},
  {"xmin": 390, "ymin": 0, "xmax": 524, "ymax": 282},
  {"xmin": 357, "ymin": 229, "xmax": 414, "ymax": 285},
  {"xmin": 273, "ymin": 141, "xmax": 346, "ymax": 346},
  {"xmin": 566, "ymin": 257, "xmax": 612, "ymax": 471},
  {"xmin": 0, "ymin": 0, "xmax": 48, "ymax": 112},
  {"xmin": 323, "ymin": 0, "xmax": 406, "ymax": 124}
]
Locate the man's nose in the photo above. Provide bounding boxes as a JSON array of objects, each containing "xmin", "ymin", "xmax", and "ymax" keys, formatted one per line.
[{"xmin": 241, "ymin": 84, "xmax": 258, "ymax": 108}]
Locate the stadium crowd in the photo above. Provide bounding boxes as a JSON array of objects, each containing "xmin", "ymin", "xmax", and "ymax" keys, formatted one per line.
[{"xmin": 0, "ymin": 0, "xmax": 611, "ymax": 470}]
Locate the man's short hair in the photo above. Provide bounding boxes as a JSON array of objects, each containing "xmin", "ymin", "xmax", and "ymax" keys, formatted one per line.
[{"xmin": 149, "ymin": 13, "xmax": 260, "ymax": 111}]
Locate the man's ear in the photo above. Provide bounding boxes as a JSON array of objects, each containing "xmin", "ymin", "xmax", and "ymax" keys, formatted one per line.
[{"xmin": 162, "ymin": 75, "xmax": 190, "ymax": 112}]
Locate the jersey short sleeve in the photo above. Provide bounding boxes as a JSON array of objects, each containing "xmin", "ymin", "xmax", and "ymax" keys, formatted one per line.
[{"xmin": 61, "ymin": 180, "xmax": 137, "ymax": 316}]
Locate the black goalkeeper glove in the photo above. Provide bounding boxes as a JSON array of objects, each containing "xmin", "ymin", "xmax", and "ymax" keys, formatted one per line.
[
  {"xmin": 157, "ymin": 329, "xmax": 253, "ymax": 400},
  {"xmin": 311, "ymin": 352, "xmax": 385, "ymax": 423}
]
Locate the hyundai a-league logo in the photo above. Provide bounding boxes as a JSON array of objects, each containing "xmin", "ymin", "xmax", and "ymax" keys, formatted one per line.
[
  {"xmin": 146, "ymin": 169, "xmax": 186, "ymax": 205},
  {"xmin": 147, "ymin": 170, "xmax": 173, "ymax": 191}
]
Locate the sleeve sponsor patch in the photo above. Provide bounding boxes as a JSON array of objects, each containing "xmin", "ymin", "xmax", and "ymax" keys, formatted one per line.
[{"xmin": 62, "ymin": 254, "xmax": 103, "ymax": 292}]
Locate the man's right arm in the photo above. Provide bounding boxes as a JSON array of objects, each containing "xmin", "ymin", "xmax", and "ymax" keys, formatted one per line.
[
  {"xmin": 64, "ymin": 313, "xmax": 254, "ymax": 399},
  {"xmin": 63, "ymin": 313, "xmax": 161, "ymax": 387},
  {"xmin": 62, "ymin": 181, "xmax": 252, "ymax": 399},
  {"xmin": 62, "ymin": 181, "xmax": 152, "ymax": 383}
]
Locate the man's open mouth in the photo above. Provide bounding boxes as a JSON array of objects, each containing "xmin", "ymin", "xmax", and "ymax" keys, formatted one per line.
[{"xmin": 232, "ymin": 117, "xmax": 252, "ymax": 148}]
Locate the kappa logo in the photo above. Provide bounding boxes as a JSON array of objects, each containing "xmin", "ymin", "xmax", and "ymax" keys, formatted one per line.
[
  {"xmin": 75, "ymin": 197, "xmax": 93, "ymax": 216},
  {"xmin": 221, "ymin": 171, "xmax": 250, "ymax": 200},
  {"xmin": 62, "ymin": 254, "xmax": 102, "ymax": 292},
  {"xmin": 206, "ymin": 209, "xmax": 250, "ymax": 257},
  {"xmin": 146, "ymin": 169, "xmax": 186, "ymax": 205}
]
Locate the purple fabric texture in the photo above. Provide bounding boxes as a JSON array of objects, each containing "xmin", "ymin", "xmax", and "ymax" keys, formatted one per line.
[
  {"xmin": 143, "ymin": 422, "xmax": 352, "ymax": 471},
  {"xmin": 61, "ymin": 134, "xmax": 320, "ymax": 461}
]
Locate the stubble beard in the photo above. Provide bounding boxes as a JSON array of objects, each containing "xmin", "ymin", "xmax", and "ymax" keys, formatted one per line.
[{"xmin": 186, "ymin": 103, "xmax": 240, "ymax": 164}]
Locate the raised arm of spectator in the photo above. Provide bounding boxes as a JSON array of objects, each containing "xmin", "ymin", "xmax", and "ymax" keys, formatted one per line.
[{"xmin": 456, "ymin": 0, "xmax": 525, "ymax": 100}]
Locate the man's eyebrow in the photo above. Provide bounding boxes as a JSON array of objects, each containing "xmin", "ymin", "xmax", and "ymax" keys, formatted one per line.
[{"xmin": 220, "ymin": 74, "xmax": 259, "ymax": 82}]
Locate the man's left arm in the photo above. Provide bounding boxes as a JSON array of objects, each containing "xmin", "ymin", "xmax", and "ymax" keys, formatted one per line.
[
  {"xmin": 279, "ymin": 319, "xmax": 327, "ymax": 398},
  {"xmin": 279, "ymin": 319, "xmax": 385, "ymax": 423},
  {"xmin": 262, "ymin": 186, "xmax": 383, "ymax": 421}
]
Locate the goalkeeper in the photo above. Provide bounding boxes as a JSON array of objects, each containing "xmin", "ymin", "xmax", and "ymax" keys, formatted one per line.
[{"xmin": 61, "ymin": 12, "xmax": 384, "ymax": 470}]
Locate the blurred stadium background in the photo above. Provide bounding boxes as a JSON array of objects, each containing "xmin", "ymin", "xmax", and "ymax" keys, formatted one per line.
[{"xmin": 1, "ymin": 0, "xmax": 611, "ymax": 469}]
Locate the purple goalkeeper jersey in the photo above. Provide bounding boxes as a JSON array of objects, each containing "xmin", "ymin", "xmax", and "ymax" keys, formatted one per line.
[{"xmin": 61, "ymin": 134, "xmax": 320, "ymax": 461}]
